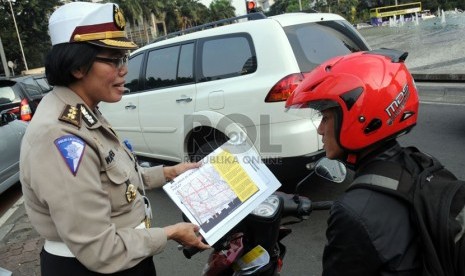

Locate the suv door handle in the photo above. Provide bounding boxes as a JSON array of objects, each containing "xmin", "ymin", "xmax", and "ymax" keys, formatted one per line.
[
  {"xmin": 125, "ymin": 104, "xmax": 136, "ymax": 110},
  {"xmin": 176, "ymin": 97, "xmax": 192, "ymax": 103}
]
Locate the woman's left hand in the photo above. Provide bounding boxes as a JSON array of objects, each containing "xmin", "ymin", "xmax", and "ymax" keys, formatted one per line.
[{"xmin": 163, "ymin": 162, "xmax": 200, "ymax": 181}]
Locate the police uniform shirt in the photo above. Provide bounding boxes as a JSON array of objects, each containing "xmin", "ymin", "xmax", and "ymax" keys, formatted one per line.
[{"xmin": 20, "ymin": 86, "xmax": 168, "ymax": 274}]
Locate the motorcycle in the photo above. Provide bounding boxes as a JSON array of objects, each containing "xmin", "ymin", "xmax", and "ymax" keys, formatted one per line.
[{"xmin": 180, "ymin": 157, "xmax": 347, "ymax": 276}]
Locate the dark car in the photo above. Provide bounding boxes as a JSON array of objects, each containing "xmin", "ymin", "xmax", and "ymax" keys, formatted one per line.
[{"xmin": 0, "ymin": 74, "xmax": 52, "ymax": 121}]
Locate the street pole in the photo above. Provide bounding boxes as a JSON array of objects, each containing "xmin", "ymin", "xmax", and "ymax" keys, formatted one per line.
[
  {"xmin": 0, "ymin": 35, "xmax": 11, "ymax": 77},
  {"xmin": 7, "ymin": 0, "xmax": 28, "ymax": 72}
]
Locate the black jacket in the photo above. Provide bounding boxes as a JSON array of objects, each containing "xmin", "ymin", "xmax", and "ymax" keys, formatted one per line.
[{"xmin": 322, "ymin": 141, "xmax": 421, "ymax": 276}]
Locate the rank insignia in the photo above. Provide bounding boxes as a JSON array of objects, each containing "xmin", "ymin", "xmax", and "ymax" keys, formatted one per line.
[
  {"xmin": 59, "ymin": 105, "xmax": 81, "ymax": 128},
  {"xmin": 78, "ymin": 104, "xmax": 98, "ymax": 127},
  {"xmin": 125, "ymin": 182, "xmax": 137, "ymax": 202},
  {"xmin": 55, "ymin": 135, "xmax": 86, "ymax": 176}
]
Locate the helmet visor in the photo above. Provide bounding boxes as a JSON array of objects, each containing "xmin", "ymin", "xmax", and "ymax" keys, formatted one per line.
[
  {"xmin": 285, "ymin": 99, "xmax": 339, "ymax": 113},
  {"xmin": 284, "ymin": 103, "xmax": 323, "ymax": 125}
]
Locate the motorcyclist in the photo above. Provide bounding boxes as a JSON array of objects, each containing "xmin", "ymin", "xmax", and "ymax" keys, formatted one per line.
[{"xmin": 285, "ymin": 49, "xmax": 421, "ymax": 275}]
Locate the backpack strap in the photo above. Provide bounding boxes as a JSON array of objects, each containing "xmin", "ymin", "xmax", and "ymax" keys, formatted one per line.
[{"xmin": 347, "ymin": 149, "xmax": 417, "ymax": 202}]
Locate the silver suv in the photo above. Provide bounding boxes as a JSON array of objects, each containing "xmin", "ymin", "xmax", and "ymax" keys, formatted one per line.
[
  {"xmin": 0, "ymin": 111, "xmax": 27, "ymax": 194},
  {"xmin": 100, "ymin": 12, "xmax": 370, "ymax": 188}
]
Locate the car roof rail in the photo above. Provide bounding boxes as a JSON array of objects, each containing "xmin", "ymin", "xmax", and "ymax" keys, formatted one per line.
[{"xmin": 151, "ymin": 12, "xmax": 267, "ymax": 43}]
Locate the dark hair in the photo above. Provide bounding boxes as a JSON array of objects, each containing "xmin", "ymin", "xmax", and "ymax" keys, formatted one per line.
[{"xmin": 45, "ymin": 43, "xmax": 100, "ymax": 86}]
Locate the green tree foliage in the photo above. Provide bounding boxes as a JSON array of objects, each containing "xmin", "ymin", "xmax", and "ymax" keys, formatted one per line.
[
  {"xmin": 209, "ymin": 0, "xmax": 236, "ymax": 21},
  {"xmin": 329, "ymin": 0, "xmax": 360, "ymax": 21},
  {"xmin": 267, "ymin": 0, "xmax": 314, "ymax": 15},
  {"xmin": 0, "ymin": 0, "xmax": 60, "ymax": 74}
]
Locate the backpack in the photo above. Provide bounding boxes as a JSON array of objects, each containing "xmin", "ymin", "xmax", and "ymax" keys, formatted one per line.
[{"xmin": 347, "ymin": 146, "xmax": 465, "ymax": 276}]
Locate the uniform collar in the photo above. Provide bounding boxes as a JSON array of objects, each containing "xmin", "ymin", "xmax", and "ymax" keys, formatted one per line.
[{"xmin": 53, "ymin": 86, "xmax": 103, "ymax": 130}]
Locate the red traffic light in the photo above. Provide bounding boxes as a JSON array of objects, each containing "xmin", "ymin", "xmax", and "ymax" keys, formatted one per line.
[{"xmin": 246, "ymin": 0, "xmax": 257, "ymax": 13}]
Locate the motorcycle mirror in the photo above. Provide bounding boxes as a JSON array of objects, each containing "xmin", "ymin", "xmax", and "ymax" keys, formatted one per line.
[{"xmin": 314, "ymin": 157, "xmax": 347, "ymax": 183}]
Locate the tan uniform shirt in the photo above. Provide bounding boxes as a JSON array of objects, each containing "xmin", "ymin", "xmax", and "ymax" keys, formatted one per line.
[{"xmin": 20, "ymin": 87, "xmax": 168, "ymax": 273}]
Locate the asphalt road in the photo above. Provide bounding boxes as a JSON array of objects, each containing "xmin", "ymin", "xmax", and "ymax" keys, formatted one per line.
[{"xmin": 147, "ymin": 100, "xmax": 465, "ymax": 276}]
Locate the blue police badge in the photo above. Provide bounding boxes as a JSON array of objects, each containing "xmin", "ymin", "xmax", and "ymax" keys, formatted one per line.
[{"xmin": 54, "ymin": 135, "xmax": 86, "ymax": 176}]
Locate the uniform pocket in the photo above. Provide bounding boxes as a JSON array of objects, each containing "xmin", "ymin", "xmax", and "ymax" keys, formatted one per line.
[
  {"xmin": 103, "ymin": 154, "xmax": 136, "ymax": 213},
  {"xmin": 105, "ymin": 161, "xmax": 131, "ymax": 184}
]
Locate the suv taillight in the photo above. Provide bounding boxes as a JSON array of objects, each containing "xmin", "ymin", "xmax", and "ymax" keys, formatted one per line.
[
  {"xmin": 265, "ymin": 73, "xmax": 305, "ymax": 102},
  {"xmin": 20, "ymin": 98, "xmax": 32, "ymax": 121}
]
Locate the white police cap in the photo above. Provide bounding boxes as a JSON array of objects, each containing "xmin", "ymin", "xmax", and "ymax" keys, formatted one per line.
[{"xmin": 49, "ymin": 2, "xmax": 137, "ymax": 50}]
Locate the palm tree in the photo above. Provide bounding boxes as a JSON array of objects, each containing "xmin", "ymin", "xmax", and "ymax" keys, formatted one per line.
[
  {"xmin": 112, "ymin": 0, "xmax": 170, "ymax": 45},
  {"xmin": 111, "ymin": 0, "xmax": 235, "ymax": 41},
  {"xmin": 165, "ymin": 0, "xmax": 209, "ymax": 31},
  {"xmin": 209, "ymin": 0, "xmax": 236, "ymax": 21}
]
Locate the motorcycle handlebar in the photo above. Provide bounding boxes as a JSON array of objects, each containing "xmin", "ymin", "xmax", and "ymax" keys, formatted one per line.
[
  {"xmin": 312, "ymin": 201, "xmax": 333, "ymax": 210},
  {"xmin": 275, "ymin": 191, "xmax": 332, "ymax": 219},
  {"xmin": 182, "ymin": 244, "xmax": 202, "ymax": 259},
  {"xmin": 181, "ymin": 192, "xmax": 333, "ymax": 259}
]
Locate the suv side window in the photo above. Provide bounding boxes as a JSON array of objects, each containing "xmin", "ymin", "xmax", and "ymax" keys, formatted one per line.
[
  {"xmin": 178, "ymin": 43, "xmax": 194, "ymax": 85},
  {"xmin": 125, "ymin": 53, "xmax": 144, "ymax": 93},
  {"xmin": 145, "ymin": 43, "xmax": 194, "ymax": 90},
  {"xmin": 198, "ymin": 34, "xmax": 256, "ymax": 82}
]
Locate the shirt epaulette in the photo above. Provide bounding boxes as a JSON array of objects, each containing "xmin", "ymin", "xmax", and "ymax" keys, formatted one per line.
[
  {"xmin": 59, "ymin": 104, "xmax": 81, "ymax": 128},
  {"xmin": 78, "ymin": 104, "xmax": 98, "ymax": 127}
]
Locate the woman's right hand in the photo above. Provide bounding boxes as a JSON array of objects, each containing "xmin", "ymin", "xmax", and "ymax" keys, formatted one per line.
[
  {"xmin": 163, "ymin": 162, "xmax": 200, "ymax": 181},
  {"xmin": 164, "ymin": 222, "xmax": 211, "ymax": 250}
]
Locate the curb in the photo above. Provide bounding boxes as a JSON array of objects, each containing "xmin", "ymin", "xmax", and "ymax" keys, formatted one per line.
[
  {"xmin": 413, "ymin": 73, "xmax": 465, "ymax": 82},
  {"xmin": 0, "ymin": 197, "xmax": 23, "ymax": 229},
  {"xmin": 415, "ymin": 81, "xmax": 465, "ymax": 104}
]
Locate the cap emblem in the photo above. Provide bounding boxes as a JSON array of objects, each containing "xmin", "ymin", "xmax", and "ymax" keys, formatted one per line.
[{"xmin": 114, "ymin": 5, "xmax": 126, "ymax": 30}]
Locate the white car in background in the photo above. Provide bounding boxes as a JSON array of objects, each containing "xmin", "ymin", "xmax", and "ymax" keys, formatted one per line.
[{"xmin": 100, "ymin": 12, "xmax": 370, "ymax": 188}]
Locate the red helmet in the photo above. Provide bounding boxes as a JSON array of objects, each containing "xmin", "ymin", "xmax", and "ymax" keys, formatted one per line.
[{"xmin": 285, "ymin": 49, "xmax": 419, "ymax": 152}]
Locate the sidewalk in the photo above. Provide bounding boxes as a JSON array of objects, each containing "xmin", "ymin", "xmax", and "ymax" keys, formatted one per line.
[{"xmin": 0, "ymin": 198, "xmax": 42, "ymax": 276}]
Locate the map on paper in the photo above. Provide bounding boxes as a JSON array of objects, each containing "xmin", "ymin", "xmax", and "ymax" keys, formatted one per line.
[{"xmin": 163, "ymin": 140, "xmax": 281, "ymax": 245}]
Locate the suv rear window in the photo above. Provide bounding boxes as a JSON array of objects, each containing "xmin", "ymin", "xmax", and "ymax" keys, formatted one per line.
[{"xmin": 285, "ymin": 20, "xmax": 370, "ymax": 72}]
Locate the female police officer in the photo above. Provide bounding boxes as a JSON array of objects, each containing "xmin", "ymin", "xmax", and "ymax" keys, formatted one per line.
[{"xmin": 19, "ymin": 2, "xmax": 209, "ymax": 275}]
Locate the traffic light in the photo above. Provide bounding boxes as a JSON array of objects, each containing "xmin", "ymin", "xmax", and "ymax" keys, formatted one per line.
[{"xmin": 246, "ymin": 0, "xmax": 257, "ymax": 14}]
